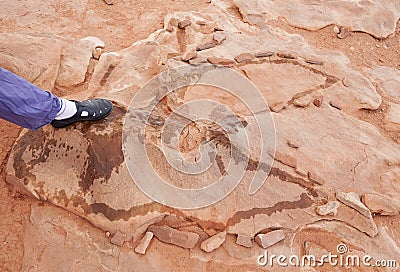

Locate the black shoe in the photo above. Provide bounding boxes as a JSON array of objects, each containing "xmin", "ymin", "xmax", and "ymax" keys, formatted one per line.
[{"xmin": 51, "ymin": 99, "xmax": 113, "ymax": 128}]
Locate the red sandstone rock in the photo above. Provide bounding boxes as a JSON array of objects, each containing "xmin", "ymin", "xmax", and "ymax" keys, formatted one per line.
[
  {"xmin": 277, "ymin": 53, "xmax": 296, "ymax": 59},
  {"xmin": 361, "ymin": 193, "xmax": 399, "ymax": 216},
  {"xmin": 255, "ymin": 230, "xmax": 285, "ymax": 249},
  {"xmin": 234, "ymin": 53, "xmax": 254, "ymax": 63},
  {"xmin": 110, "ymin": 231, "xmax": 127, "ymax": 247},
  {"xmin": 178, "ymin": 20, "xmax": 191, "ymax": 29},
  {"xmin": 316, "ymin": 201, "xmax": 340, "ymax": 216},
  {"xmin": 200, "ymin": 231, "xmax": 226, "ymax": 252},
  {"xmin": 182, "ymin": 51, "xmax": 197, "ymax": 61},
  {"xmin": 148, "ymin": 225, "xmax": 199, "ymax": 249},
  {"xmin": 255, "ymin": 51, "xmax": 274, "ymax": 58},
  {"xmin": 135, "ymin": 231, "xmax": 154, "ymax": 255},
  {"xmin": 207, "ymin": 57, "xmax": 235, "ymax": 66},
  {"xmin": 338, "ymin": 27, "xmax": 350, "ymax": 39},
  {"xmin": 196, "ymin": 42, "xmax": 216, "ymax": 51},
  {"xmin": 235, "ymin": 234, "xmax": 253, "ymax": 248},
  {"xmin": 336, "ymin": 191, "xmax": 372, "ymax": 218}
]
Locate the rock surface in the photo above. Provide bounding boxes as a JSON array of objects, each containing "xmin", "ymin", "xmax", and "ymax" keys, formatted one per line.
[
  {"xmin": 232, "ymin": 0, "xmax": 400, "ymax": 38},
  {"xmin": 2, "ymin": 0, "xmax": 400, "ymax": 270}
]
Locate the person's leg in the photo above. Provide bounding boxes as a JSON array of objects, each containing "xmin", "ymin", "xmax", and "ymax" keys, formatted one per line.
[
  {"xmin": 0, "ymin": 67, "xmax": 113, "ymax": 130},
  {"xmin": 0, "ymin": 67, "xmax": 61, "ymax": 130}
]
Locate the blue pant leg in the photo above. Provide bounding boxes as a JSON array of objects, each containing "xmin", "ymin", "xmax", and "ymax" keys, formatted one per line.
[{"xmin": 0, "ymin": 67, "xmax": 61, "ymax": 130}]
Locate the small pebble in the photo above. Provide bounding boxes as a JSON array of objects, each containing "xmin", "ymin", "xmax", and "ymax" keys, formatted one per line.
[
  {"xmin": 287, "ymin": 139, "xmax": 300, "ymax": 149},
  {"xmin": 92, "ymin": 47, "xmax": 103, "ymax": 60},
  {"xmin": 313, "ymin": 97, "xmax": 323, "ymax": 107},
  {"xmin": 333, "ymin": 25, "xmax": 340, "ymax": 34},
  {"xmin": 178, "ymin": 20, "xmax": 191, "ymax": 29},
  {"xmin": 338, "ymin": 27, "xmax": 350, "ymax": 39}
]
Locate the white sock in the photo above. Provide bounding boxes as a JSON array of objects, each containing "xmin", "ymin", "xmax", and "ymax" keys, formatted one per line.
[{"xmin": 55, "ymin": 99, "xmax": 77, "ymax": 120}]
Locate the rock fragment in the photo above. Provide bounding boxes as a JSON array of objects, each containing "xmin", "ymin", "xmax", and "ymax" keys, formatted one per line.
[
  {"xmin": 333, "ymin": 25, "xmax": 340, "ymax": 34},
  {"xmin": 338, "ymin": 27, "xmax": 350, "ymax": 39},
  {"xmin": 234, "ymin": 53, "xmax": 254, "ymax": 63},
  {"xmin": 196, "ymin": 42, "xmax": 216, "ymax": 51},
  {"xmin": 148, "ymin": 225, "xmax": 199, "ymax": 249},
  {"xmin": 287, "ymin": 139, "xmax": 300, "ymax": 149},
  {"xmin": 316, "ymin": 201, "xmax": 340, "ymax": 216},
  {"xmin": 255, "ymin": 230, "xmax": 285, "ymax": 249},
  {"xmin": 200, "ymin": 231, "xmax": 226, "ymax": 252},
  {"xmin": 92, "ymin": 47, "xmax": 103, "ymax": 60},
  {"xmin": 196, "ymin": 20, "xmax": 206, "ymax": 25},
  {"xmin": 270, "ymin": 102, "xmax": 286, "ymax": 113},
  {"xmin": 182, "ymin": 51, "xmax": 197, "ymax": 61},
  {"xmin": 336, "ymin": 191, "xmax": 372, "ymax": 218},
  {"xmin": 189, "ymin": 56, "xmax": 208, "ymax": 65},
  {"xmin": 255, "ymin": 51, "xmax": 274, "ymax": 58},
  {"xmin": 103, "ymin": 0, "xmax": 113, "ymax": 5},
  {"xmin": 207, "ymin": 57, "xmax": 235, "ymax": 66},
  {"xmin": 236, "ymin": 234, "xmax": 253, "ymax": 248},
  {"xmin": 305, "ymin": 59, "xmax": 324, "ymax": 65},
  {"xmin": 313, "ymin": 97, "xmax": 323, "ymax": 107},
  {"xmin": 213, "ymin": 32, "xmax": 227, "ymax": 44},
  {"xmin": 277, "ymin": 53, "xmax": 296, "ymax": 59},
  {"xmin": 110, "ymin": 231, "xmax": 127, "ymax": 247},
  {"xmin": 293, "ymin": 96, "xmax": 311, "ymax": 107},
  {"xmin": 178, "ymin": 20, "xmax": 191, "ymax": 29},
  {"xmin": 361, "ymin": 194, "xmax": 399, "ymax": 216},
  {"xmin": 135, "ymin": 232, "xmax": 154, "ymax": 255}
]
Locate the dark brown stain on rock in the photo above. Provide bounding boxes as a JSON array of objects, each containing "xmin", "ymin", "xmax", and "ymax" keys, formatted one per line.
[
  {"xmin": 13, "ymin": 129, "xmax": 56, "ymax": 180},
  {"xmin": 100, "ymin": 64, "xmax": 117, "ymax": 87},
  {"xmin": 12, "ymin": 104, "xmax": 126, "ymax": 194},
  {"xmin": 78, "ymin": 106, "xmax": 125, "ymax": 192},
  {"xmin": 226, "ymin": 192, "xmax": 314, "ymax": 227}
]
